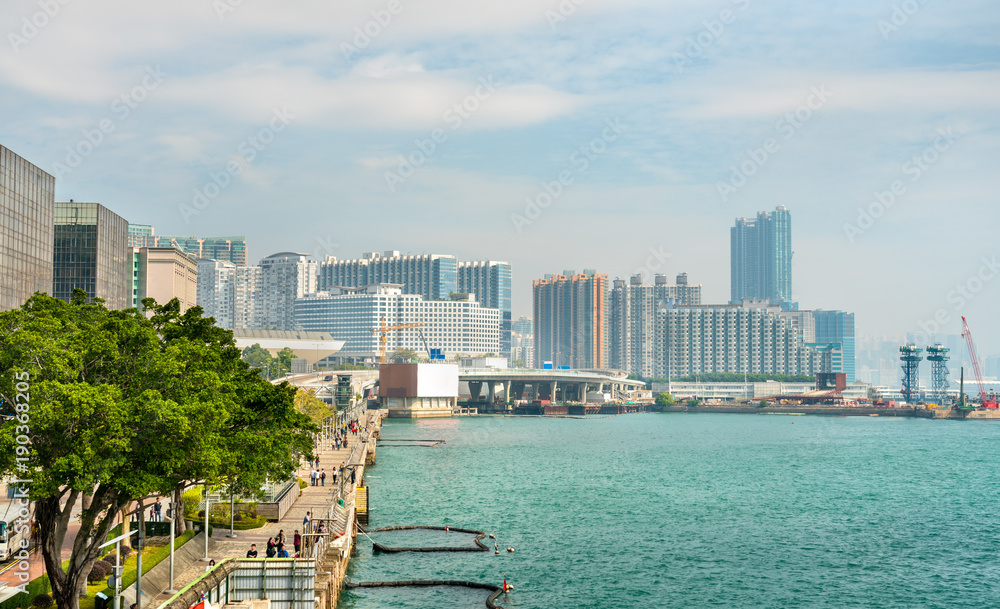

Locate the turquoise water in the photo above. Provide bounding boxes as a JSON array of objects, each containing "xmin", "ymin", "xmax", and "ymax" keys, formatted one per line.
[{"xmin": 340, "ymin": 414, "xmax": 1000, "ymax": 608}]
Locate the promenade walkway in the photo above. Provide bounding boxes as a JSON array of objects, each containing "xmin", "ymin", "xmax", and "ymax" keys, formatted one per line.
[{"xmin": 148, "ymin": 410, "xmax": 377, "ymax": 607}]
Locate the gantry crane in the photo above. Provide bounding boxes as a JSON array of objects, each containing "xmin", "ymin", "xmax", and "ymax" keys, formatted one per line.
[
  {"xmin": 961, "ymin": 316, "xmax": 998, "ymax": 408},
  {"xmin": 370, "ymin": 316, "xmax": 424, "ymax": 364}
]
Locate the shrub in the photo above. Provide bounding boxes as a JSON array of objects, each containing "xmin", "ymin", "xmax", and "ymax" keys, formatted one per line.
[
  {"xmin": 31, "ymin": 594, "xmax": 53, "ymax": 609},
  {"xmin": 120, "ymin": 545, "xmax": 133, "ymax": 559},
  {"xmin": 87, "ymin": 561, "xmax": 111, "ymax": 583}
]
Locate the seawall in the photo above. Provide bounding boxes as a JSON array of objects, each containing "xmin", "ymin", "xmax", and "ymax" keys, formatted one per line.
[{"xmin": 658, "ymin": 405, "xmax": 936, "ymax": 418}]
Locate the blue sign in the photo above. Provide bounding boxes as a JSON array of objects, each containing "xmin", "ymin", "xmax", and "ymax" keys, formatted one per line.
[{"xmin": 543, "ymin": 363, "xmax": 553, "ymax": 370}]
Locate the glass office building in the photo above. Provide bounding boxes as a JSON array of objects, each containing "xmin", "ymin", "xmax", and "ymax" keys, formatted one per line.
[
  {"xmin": 0, "ymin": 146, "xmax": 55, "ymax": 311},
  {"xmin": 458, "ymin": 260, "xmax": 512, "ymax": 356},
  {"xmin": 53, "ymin": 201, "xmax": 130, "ymax": 310},
  {"xmin": 731, "ymin": 206, "xmax": 792, "ymax": 305}
]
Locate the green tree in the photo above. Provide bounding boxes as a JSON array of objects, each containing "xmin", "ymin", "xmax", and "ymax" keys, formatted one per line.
[
  {"xmin": 241, "ymin": 343, "xmax": 272, "ymax": 369},
  {"xmin": 275, "ymin": 347, "xmax": 296, "ymax": 376},
  {"xmin": 655, "ymin": 392, "xmax": 675, "ymax": 407},
  {"xmin": 294, "ymin": 388, "xmax": 332, "ymax": 423},
  {"xmin": 391, "ymin": 348, "xmax": 419, "ymax": 363},
  {"xmin": 0, "ymin": 292, "xmax": 315, "ymax": 609}
]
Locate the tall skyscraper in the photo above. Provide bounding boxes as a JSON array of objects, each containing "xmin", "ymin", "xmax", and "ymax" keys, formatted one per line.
[
  {"xmin": 259, "ymin": 252, "xmax": 317, "ymax": 330},
  {"xmin": 731, "ymin": 206, "xmax": 792, "ymax": 305},
  {"xmin": 533, "ymin": 270, "xmax": 608, "ymax": 369},
  {"xmin": 0, "ymin": 146, "xmax": 55, "ymax": 311},
  {"xmin": 318, "ymin": 251, "xmax": 458, "ymax": 301},
  {"xmin": 154, "ymin": 235, "xmax": 247, "ymax": 266},
  {"xmin": 813, "ymin": 310, "xmax": 856, "ymax": 381},
  {"xmin": 458, "ymin": 260, "xmax": 512, "ymax": 356},
  {"xmin": 609, "ymin": 273, "xmax": 703, "ymax": 377},
  {"xmin": 53, "ymin": 201, "xmax": 130, "ymax": 310}
]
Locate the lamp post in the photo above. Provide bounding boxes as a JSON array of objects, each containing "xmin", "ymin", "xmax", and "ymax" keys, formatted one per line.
[
  {"xmin": 228, "ymin": 488, "xmax": 237, "ymax": 538},
  {"xmin": 202, "ymin": 486, "xmax": 211, "ymax": 561},
  {"xmin": 165, "ymin": 497, "xmax": 177, "ymax": 594}
]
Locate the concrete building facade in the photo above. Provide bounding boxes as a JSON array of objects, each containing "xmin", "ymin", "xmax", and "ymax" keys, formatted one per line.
[
  {"xmin": 656, "ymin": 301, "xmax": 820, "ymax": 379},
  {"xmin": 0, "ymin": 146, "xmax": 55, "ymax": 311},
  {"xmin": 53, "ymin": 201, "xmax": 130, "ymax": 310},
  {"xmin": 609, "ymin": 273, "xmax": 703, "ymax": 377},
  {"xmin": 533, "ymin": 270, "xmax": 608, "ymax": 370},
  {"xmin": 318, "ymin": 251, "xmax": 458, "ymax": 301},
  {"xmin": 197, "ymin": 260, "xmax": 264, "ymax": 330},
  {"xmin": 131, "ymin": 247, "xmax": 198, "ymax": 312},
  {"xmin": 260, "ymin": 252, "xmax": 317, "ymax": 330},
  {"xmin": 294, "ymin": 284, "xmax": 501, "ymax": 362}
]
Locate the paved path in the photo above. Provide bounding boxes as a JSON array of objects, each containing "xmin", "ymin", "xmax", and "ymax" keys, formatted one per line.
[{"xmin": 149, "ymin": 412, "xmax": 376, "ymax": 605}]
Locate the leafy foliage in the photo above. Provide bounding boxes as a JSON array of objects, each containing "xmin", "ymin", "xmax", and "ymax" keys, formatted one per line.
[
  {"xmin": 0, "ymin": 292, "xmax": 316, "ymax": 609},
  {"xmin": 655, "ymin": 392, "xmax": 675, "ymax": 407}
]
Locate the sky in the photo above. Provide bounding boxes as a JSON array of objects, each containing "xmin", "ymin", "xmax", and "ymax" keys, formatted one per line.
[{"xmin": 2, "ymin": 0, "xmax": 999, "ymax": 352}]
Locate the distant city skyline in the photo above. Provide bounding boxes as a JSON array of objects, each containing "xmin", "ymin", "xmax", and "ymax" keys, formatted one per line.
[{"xmin": 3, "ymin": 1, "xmax": 998, "ymax": 353}]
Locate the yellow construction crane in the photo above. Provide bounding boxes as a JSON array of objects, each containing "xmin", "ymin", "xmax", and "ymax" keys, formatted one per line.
[{"xmin": 370, "ymin": 316, "xmax": 425, "ymax": 363}]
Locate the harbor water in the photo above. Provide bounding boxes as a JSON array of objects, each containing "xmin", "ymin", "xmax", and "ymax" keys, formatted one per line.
[{"xmin": 340, "ymin": 413, "xmax": 1000, "ymax": 608}]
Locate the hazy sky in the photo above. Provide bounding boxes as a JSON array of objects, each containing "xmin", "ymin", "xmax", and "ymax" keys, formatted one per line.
[{"xmin": 3, "ymin": 0, "xmax": 998, "ymax": 351}]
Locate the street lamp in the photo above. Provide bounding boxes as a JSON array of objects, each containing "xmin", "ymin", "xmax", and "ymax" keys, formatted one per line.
[{"xmin": 165, "ymin": 497, "xmax": 178, "ymax": 595}]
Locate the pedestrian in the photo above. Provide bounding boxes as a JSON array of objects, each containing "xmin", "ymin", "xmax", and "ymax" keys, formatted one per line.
[
  {"xmin": 246, "ymin": 544, "xmax": 258, "ymax": 558},
  {"xmin": 205, "ymin": 559, "xmax": 216, "ymax": 572},
  {"xmin": 303, "ymin": 511, "xmax": 311, "ymax": 527},
  {"xmin": 320, "ymin": 469, "xmax": 326, "ymax": 486},
  {"xmin": 332, "ymin": 468, "xmax": 338, "ymax": 485},
  {"xmin": 277, "ymin": 529, "xmax": 286, "ymax": 546},
  {"xmin": 277, "ymin": 543, "xmax": 289, "ymax": 558},
  {"xmin": 314, "ymin": 457, "xmax": 320, "ymax": 469},
  {"xmin": 350, "ymin": 468, "xmax": 356, "ymax": 484},
  {"xmin": 293, "ymin": 530, "xmax": 301, "ymax": 554},
  {"xmin": 154, "ymin": 500, "xmax": 162, "ymax": 522},
  {"xmin": 266, "ymin": 537, "xmax": 276, "ymax": 557},
  {"xmin": 310, "ymin": 468, "xmax": 317, "ymax": 486}
]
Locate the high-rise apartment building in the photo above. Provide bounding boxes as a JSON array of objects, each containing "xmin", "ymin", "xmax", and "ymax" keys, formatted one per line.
[
  {"xmin": 53, "ymin": 201, "xmax": 130, "ymax": 310},
  {"xmin": 510, "ymin": 316, "xmax": 534, "ymax": 367},
  {"xmin": 154, "ymin": 235, "xmax": 247, "ymax": 266},
  {"xmin": 318, "ymin": 251, "xmax": 458, "ymax": 301},
  {"xmin": 197, "ymin": 259, "xmax": 237, "ymax": 328},
  {"xmin": 533, "ymin": 270, "xmax": 608, "ymax": 369},
  {"xmin": 131, "ymin": 247, "xmax": 198, "ymax": 312},
  {"xmin": 196, "ymin": 259, "xmax": 264, "ymax": 330},
  {"xmin": 657, "ymin": 301, "xmax": 820, "ymax": 378},
  {"xmin": 128, "ymin": 224, "xmax": 156, "ymax": 248},
  {"xmin": 0, "ymin": 146, "xmax": 55, "ymax": 311},
  {"xmin": 259, "ymin": 252, "xmax": 317, "ymax": 330},
  {"xmin": 295, "ymin": 284, "xmax": 500, "ymax": 360},
  {"xmin": 609, "ymin": 273, "xmax": 703, "ymax": 377},
  {"xmin": 458, "ymin": 260, "xmax": 512, "ymax": 356},
  {"xmin": 731, "ymin": 206, "xmax": 792, "ymax": 305}
]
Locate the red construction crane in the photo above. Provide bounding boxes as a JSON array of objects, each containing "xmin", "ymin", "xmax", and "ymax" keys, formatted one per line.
[{"xmin": 961, "ymin": 316, "xmax": 998, "ymax": 408}]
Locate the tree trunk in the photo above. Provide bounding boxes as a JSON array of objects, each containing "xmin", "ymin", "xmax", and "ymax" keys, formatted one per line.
[
  {"xmin": 174, "ymin": 485, "xmax": 186, "ymax": 535},
  {"xmin": 38, "ymin": 486, "xmax": 123, "ymax": 609}
]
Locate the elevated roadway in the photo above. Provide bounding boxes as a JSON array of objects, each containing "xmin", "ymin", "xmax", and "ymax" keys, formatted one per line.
[{"xmin": 458, "ymin": 368, "xmax": 646, "ymax": 403}]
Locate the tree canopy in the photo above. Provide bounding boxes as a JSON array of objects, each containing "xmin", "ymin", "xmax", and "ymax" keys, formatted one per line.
[{"xmin": 0, "ymin": 292, "xmax": 315, "ymax": 609}]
